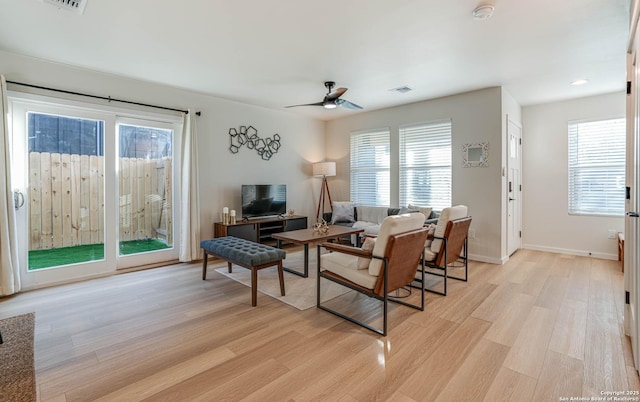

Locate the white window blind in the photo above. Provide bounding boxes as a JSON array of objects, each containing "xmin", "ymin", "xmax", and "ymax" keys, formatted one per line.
[
  {"xmin": 399, "ymin": 120, "xmax": 452, "ymax": 211},
  {"xmin": 350, "ymin": 128, "xmax": 390, "ymax": 206},
  {"xmin": 568, "ymin": 118, "xmax": 625, "ymax": 216}
]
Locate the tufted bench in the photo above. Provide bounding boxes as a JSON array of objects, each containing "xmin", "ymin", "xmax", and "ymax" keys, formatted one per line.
[{"xmin": 201, "ymin": 236, "xmax": 286, "ymax": 306}]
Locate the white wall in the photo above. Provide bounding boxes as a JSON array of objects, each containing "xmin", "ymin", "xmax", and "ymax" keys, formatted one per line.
[
  {"xmin": 522, "ymin": 91, "xmax": 625, "ymax": 259},
  {"xmin": 326, "ymin": 87, "xmax": 506, "ymax": 263},
  {"xmin": 6, "ymin": 49, "xmax": 621, "ymax": 264},
  {"xmin": 0, "ymin": 50, "xmax": 325, "ymax": 247}
]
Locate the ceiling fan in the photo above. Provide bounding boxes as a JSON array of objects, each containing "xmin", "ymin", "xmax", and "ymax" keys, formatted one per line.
[{"xmin": 285, "ymin": 81, "xmax": 363, "ymax": 110}]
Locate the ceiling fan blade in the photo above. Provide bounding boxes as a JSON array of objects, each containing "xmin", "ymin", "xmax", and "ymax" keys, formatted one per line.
[
  {"xmin": 337, "ymin": 99, "xmax": 363, "ymax": 110},
  {"xmin": 284, "ymin": 102, "xmax": 324, "ymax": 108},
  {"xmin": 326, "ymin": 87, "xmax": 347, "ymax": 101}
]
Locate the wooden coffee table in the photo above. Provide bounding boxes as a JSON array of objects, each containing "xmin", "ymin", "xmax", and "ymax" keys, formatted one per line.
[{"xmin": 272, "ymin": 225, "xmax": 364, "ymax": 277}]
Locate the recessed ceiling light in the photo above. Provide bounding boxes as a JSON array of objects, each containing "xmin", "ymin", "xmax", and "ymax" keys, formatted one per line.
[
  {"xmin": 571, "ymin": 79, "xmax": 589, "ymax": 86},
  {"xmin": 472, "ymin": 4, "xmax": 495, "ymax": 20}
]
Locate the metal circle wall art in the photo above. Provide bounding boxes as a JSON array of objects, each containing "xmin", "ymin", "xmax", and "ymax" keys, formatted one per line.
[{"xmin": 228, "ymin": 125, "xmax": 281, "ymax": 161}]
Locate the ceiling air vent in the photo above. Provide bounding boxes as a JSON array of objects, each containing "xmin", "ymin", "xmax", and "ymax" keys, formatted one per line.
[
  {"xmin": 39, "ymin": 0, "xmax": 87, "ymax": 15},
  {"xmin": 389, "ymin": 86, "xmax": 413, "ymax": 94}
]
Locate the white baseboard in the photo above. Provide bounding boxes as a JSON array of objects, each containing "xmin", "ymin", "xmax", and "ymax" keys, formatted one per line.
[
  {"xmin": 468, "ymin": 254, "xmax": 507, "ymax": 265},
  {"xmin": 522, "ymin": 244, "xmax": 618, "ymax": 261}
]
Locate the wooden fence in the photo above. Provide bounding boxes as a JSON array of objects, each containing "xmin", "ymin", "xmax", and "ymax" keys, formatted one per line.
[{"xmin": 28, "ymin": 152, "xmax": 172, "ymax": 250}]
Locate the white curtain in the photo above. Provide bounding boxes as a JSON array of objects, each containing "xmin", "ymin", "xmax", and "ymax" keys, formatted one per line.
[
  {"xmin": 0, "ymin": 74, "xmax": 21, "ymax": 295},
  {"xmin": 179, "ymin": 109, "xmax": 201, "ymax": 262}
]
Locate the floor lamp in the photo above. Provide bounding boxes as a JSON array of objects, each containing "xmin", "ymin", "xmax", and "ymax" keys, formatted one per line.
[{"xmin": 313, "ymin": 162, "xmax": 336, "ymax": 222}]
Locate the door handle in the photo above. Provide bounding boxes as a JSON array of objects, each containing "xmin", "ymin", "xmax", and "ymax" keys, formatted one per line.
[
  {"xmin": 509, "ymin": 198, "xmax": 515, "ymax": 202},
  {"xmin": 627, "ymin": 211, "xmax": 640, "ymax": 217},
  {"xmin": 13, "ymin": 190, "xmax": 24, "ymax": 210}
]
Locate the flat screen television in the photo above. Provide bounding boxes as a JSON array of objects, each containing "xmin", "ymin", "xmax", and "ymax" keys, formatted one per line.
[{"xmin": 241, "ymin": 184, "xmax": 286, "ymax": 219}]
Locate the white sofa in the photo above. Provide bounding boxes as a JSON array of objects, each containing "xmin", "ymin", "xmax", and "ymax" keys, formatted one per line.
[
  {"xmin": 351, "ymin": 206, "xmax": 390, "ymax": 236},
  {"xmin": 325, "ymin": 204, "xmax": 439, "ymax": 244}
]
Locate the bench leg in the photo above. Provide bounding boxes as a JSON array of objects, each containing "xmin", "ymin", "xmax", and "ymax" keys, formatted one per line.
[
  {"xmin": 277, "ymin": 261, "xmax": 285, "ymax": 296},
  {"xmin": 200, "ymin": 245, "xmax": 284, "ymax": 306},
  {"xmin": 202, "ymin": 250, "xmax": 208, "ymax": 280},
  {"xmin": 251, "ymin": 268, "xmax": 258, "ymax": 307}
]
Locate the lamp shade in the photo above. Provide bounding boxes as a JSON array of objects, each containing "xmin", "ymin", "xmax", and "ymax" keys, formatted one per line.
[{"xmin": 312, "ymin": 161, "xmax": 336, "ymax": 177}]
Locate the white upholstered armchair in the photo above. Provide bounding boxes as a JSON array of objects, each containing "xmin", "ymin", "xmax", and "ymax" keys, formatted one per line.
[
  {"xmin": 317, "ymin": 213, "xmax": 428, "ymax": 336},
  {"xmin": 418, "ymin": 205, "xmax": 471, "ymax": 296}
]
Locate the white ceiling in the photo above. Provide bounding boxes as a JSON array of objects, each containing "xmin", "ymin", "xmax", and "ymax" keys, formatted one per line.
[{"xmin": 0, "ymin": 0, "xmax": 630, "ymax": 120}]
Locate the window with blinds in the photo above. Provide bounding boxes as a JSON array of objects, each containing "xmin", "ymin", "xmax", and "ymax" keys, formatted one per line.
[
  {"xmin": 568, "ymin": 118, "xmax": 625, "ymax": 216},
  {"xmin": 399, "ymin": 120, "xmax": 452, "ymax": 211},
  {"xmin": 350, "ymin": 128, "xmax": 391, "ymax": 206}
]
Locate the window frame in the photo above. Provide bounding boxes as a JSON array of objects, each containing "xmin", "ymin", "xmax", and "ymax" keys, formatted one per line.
[
  {"xmin": 399, "ymin": 119, "xmax": 452, "ymax": 211},
  {"xmin": 349, "ymin": 127, "xmax": 391, "ymax": 206},
  {"xmin": 567, "ymin": 117, "xmax": 626, "ymax": 217}
]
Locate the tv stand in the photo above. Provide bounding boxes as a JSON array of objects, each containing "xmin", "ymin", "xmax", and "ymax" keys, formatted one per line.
[{"xmin": 214, "ymin": 215, "xmax": 307, "ymax": 245}]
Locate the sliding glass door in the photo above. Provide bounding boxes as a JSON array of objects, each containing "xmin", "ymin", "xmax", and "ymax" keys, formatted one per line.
[
  {"xmin": 117, "ymin": 121, "xmax": 174, "ymax": 260},
  {"xmin": 10, "ymin": 94, "xmax": 181, "ymax": 288},
  {"xmin": 26, "ymin": 112, "xmax": 106, "ymax": 269}
]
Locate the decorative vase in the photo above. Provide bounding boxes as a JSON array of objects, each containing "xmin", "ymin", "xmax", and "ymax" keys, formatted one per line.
[{"xmin": 313, "ymin": 219, "xmax": 329, "ymax": 234}]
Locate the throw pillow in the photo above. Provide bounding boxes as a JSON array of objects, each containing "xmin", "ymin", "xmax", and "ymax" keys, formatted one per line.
[
  {"xmin": 357, "ymin": 237, "xmax": 376, "ymax": 269},
  {"xmin": 426, "ymin": 223, "xmax": 437, "ymax": 235},
  {"xmin": 331, "ymin": 201, "xmax": 355, "ymax": 224},
  {"xmin": 425, "ymin": 223, "xmax": 437, "ymax": 247},
  {"xmin": 398, "ymin": 206, "xmax": 419, "ymax": 214},
  {"xmin": 408, "ymin": 204, "xmax": 433, "ymax": 219}
]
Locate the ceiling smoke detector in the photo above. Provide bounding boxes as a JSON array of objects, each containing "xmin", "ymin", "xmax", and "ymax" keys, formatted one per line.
[
  {"xmin": 39, "ymin": 0, "xmax": 88, "ymax": 15},
  {"xmin": 472, "ymin": 4, "xmax": 495, "ymax": 20}
]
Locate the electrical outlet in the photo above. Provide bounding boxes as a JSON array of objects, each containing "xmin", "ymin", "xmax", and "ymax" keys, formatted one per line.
[
  {"xmin": 608, "ymin": 229, "xmax": 617, "ymax": 239},
  {"xmin": 468, "ymin": 229, "xmax": 476, "ymax": 239}
]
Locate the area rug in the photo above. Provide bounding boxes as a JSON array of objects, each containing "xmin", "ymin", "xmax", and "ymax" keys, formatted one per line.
[
  {"xmin": 214, "ymin": 249, "xmax": 351, "ymax": 310},
  {"xmin": 0, "ymin": 312, "xmax": 36, "ymax": 402}
]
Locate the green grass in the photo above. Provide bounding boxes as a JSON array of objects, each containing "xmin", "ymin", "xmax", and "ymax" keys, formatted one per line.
[
  {"xmin": 28, "ymin": 239, "xmax": 170, "ymax": 270},
  {"xmin": 119, "ymin": 239, "xmax": 170, "ymax": 255}
]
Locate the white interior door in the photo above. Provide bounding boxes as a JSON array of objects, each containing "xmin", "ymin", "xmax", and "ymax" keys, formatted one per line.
[
  {"xmin": 625, "ymin": 45, "xmax": 640, "ymax": 371},
  {"xmin": 507, "ymin": 117, "xmax": 522, "ymax": 256}
]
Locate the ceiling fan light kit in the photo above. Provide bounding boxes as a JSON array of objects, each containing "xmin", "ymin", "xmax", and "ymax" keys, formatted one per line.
[
  {"xmin": 472, "ymin": 4, "xmax": 495, "ymax": 20},
  {"xmin": 285, "ymin": 81, "xmax": 363, "ymax": 110}
]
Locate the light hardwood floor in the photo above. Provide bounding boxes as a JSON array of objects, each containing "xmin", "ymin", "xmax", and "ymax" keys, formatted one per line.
[{"xmin": 1, "ymin": 249, "xmax": 639, "ymax": 401}]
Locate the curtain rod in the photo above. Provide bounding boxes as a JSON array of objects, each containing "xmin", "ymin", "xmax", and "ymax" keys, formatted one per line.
[{"xmin": 6, "ymin": 80, "xmax": 201, "ymax": 116}]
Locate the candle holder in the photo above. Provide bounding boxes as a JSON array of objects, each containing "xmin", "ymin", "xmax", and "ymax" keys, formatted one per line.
[
  {"xmin": 222, "ymin": 207, "xmax": 230, "ymax": 225},
  {"xmin": 230, "ymin": 210, "xmax": 236, "ymax": 225}
]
